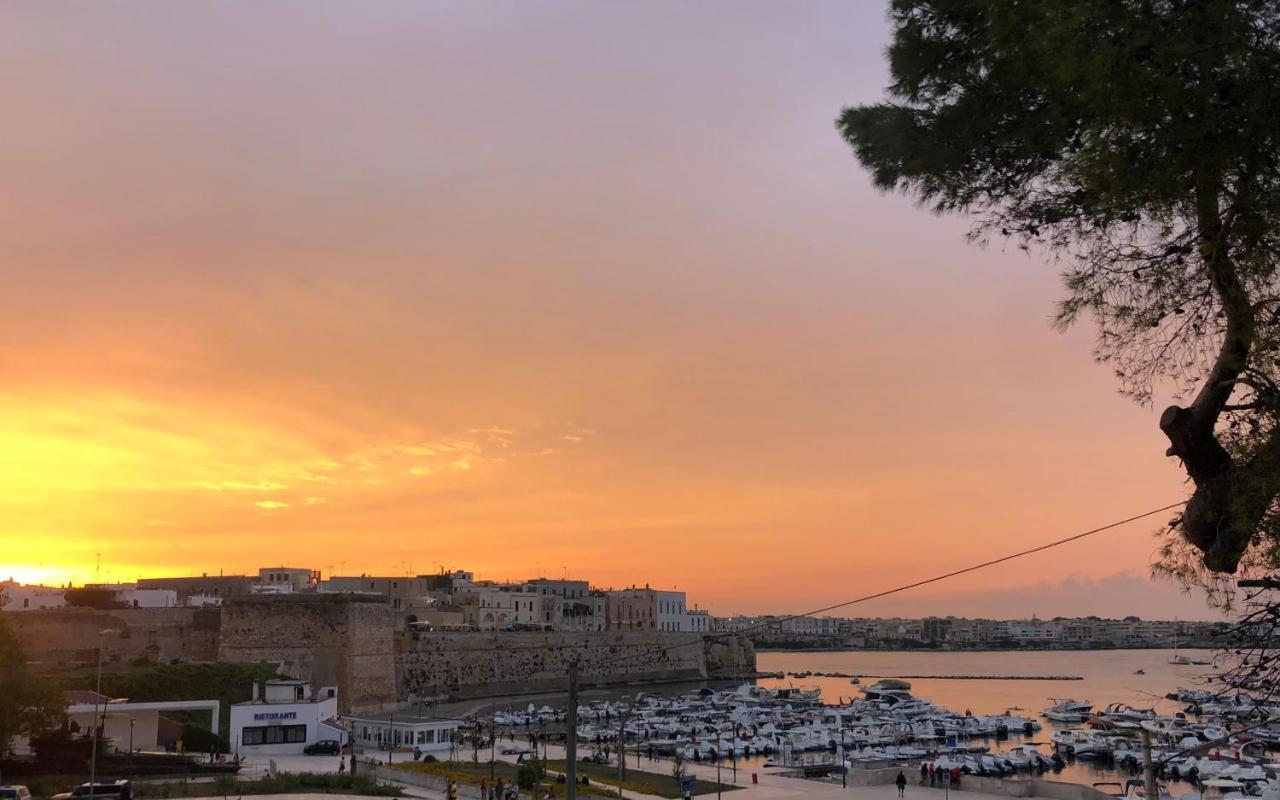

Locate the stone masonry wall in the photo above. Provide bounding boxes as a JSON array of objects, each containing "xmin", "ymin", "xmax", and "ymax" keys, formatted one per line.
[
  {"xmin": 397, "ymin": 630, "xmax": 756, "ymax": 701},
  {"xmin": 9, "ymin": 606, "xmax": 219, "ymax": 666},
  {"xmin": 218, "ymin": 593, "xmax": 398, "ymax": 714}
]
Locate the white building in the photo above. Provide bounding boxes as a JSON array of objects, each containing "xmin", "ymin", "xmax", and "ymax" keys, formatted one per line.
[
  {"xmin": 1, "ymin": 581, "xmax": 67, "ymax": 612},
  {"xmin": 64, "ymin": 689, "xmax": 219, "ymax": 753},
  {"xmin": 80, "ymin": 584, "xmax": 177, "ymax": 609},
  {"xmin": 255, "ymin": 567, "xmax": 317, "ymax": 594},
  {"xmin": 684, "ymin": 609, "xmax": 711, "ymax": 633},
  {"xmin": 656, "ymin": 590, "xmax": 688, "ymax": 632},
  {"xmin": 229, "ymin": 680, "xmax": 342, "ymax": 755},
  {"xmin": 1004, "ymin": 620, "xmax": 1061, "ymax": 643},
  {"xmin": 455, "ymin": 588, "xmax": 514, "ymax": 630},
  {"xmin": 347, "ymin": 712, "xmax": 462, "ymax": 754},
  {"xmin": 116, "ymin": 586, "xmax": 177, "ymax": 608}
]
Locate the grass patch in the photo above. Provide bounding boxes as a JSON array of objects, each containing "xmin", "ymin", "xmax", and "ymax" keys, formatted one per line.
[
  {"xmin": 134, "ymin": 772, "xmax": 401, "ymax": 798},
  {"xmin": 395, "ymin": 759, "xmax": 522, "ymax": 784},
  {"xmin": 395, "ymin": 760, "xmax": 616, "ymax": 798},
  {"xmin": 545, "ymin": 760, "xmax": 740, "ymax": 798}
]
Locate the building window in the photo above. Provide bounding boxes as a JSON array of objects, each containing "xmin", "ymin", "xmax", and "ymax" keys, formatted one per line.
[{"xmin": 242, "ymin": 724, "xmax": 307, "ymax": 745}]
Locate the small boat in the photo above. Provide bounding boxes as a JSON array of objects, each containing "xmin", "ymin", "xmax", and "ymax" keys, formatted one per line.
[
  {"xmin": 1043, "ymin": 698, "xmax": 1094, "ymax": 723},
  {"xmin": 1135, "ymin": 669, "xmax": 1146, "ymax": 675}
]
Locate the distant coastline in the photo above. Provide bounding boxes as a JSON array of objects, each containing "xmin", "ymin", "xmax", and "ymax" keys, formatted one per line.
[{"xmin": 753, "ymin": 644, "xmax": 1217, "ymax": 652}]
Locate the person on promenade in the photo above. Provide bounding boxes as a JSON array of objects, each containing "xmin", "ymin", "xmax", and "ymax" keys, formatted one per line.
[
  {"xmin": 920, "ymin": 763, "xmax": 928, "ymax": 785},
  {"xmin": 928, "ymin": 764, "xmax": 935, "ymax": 787},
  {"xmin": 896, "ymin": 770, "xmax": 907, "ymax": 797}
]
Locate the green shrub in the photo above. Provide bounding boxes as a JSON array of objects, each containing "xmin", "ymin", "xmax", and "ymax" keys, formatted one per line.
[
  {"xmin": 517, "ymin": 757, "xmax": 546, "ymax": 789},
  {"xmin": 135, "ymin": 772, "xmax": 400, "ymax": 798}
]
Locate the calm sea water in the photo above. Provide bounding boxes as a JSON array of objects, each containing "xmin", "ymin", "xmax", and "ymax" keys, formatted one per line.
[
  {"xmin": 750, "ymin": 649, "xmax": 1219, "ymax": 789},
  {"xmin": 756, "ymin": 648, "xmax": 1216, "ymax": 715}
]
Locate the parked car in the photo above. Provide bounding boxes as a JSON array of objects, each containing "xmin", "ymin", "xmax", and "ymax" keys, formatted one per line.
[
  {"xmin": 304, "ymin": 739, "xmax": 343, "ymax": 755},
  {"xmin": 51, "ymin": 780, "xmax": 132, "ymax": 800},
  {"xmin": 0, "ymin": 786, "xmax": 33, "ymax": 800}
]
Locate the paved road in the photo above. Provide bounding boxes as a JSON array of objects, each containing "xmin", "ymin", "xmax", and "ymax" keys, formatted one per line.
[{"xmin": 195, "ymin": 741, "xmax": 1057, "ymax": 800}]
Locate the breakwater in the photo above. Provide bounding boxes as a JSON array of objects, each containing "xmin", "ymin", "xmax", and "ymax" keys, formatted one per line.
[{"xmin": 784, "ymin": 671, "xmax": 1082, "ymax": 681}]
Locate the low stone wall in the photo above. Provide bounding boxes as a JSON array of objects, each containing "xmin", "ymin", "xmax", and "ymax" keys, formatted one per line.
[
  {"xmin": 847, "ymin": 766, "xmax": 904, "ymax": 786},
  {"xmin": 928, "ymin": 775, "xmax": 1116, "ymax": 800}
]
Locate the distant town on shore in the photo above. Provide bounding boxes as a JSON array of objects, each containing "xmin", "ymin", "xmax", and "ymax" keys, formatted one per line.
[{"xmin": 3, "ymin": 564, "xmax": 1223, "ymax": 652}]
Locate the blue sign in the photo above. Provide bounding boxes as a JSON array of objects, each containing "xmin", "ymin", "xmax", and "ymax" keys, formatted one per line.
[
  {"xmin": 253, "ymin": 711, "xmax": 298, "ymax": 721},
  {"xmin": 680, "ymin": 778, "xmax": 696, "ymax": 792}
]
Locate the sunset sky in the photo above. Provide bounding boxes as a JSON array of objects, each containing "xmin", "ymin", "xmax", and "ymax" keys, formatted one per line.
[{"xmin": 0, "ymin": 2, "xmax": 1214, "ymax": 618}]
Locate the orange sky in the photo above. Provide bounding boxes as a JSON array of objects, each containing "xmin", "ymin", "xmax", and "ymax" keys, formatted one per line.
[{"xmin": 0, "ymin": 3, "xmax": 1213, "ymax": 618}]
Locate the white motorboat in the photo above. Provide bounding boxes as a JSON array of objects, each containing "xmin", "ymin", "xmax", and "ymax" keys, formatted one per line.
[{"xmin": 1044, "ymin": 698, "xmax": 1094, "ymax": 723}]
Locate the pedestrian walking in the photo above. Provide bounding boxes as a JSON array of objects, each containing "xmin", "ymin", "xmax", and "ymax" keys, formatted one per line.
[
  {"xmin": 338, "ymin": 757, "xmax": 346, "ymax": 774},
  {"xmin": 920, "ymin": 762, "xmax": 928, "ymax": 785},
  {"xmin": 929, "ymin": 764, "xmax": 936, "ymax": 787},
  {"xmin": 896, "ymin": 770, "xmax": 907, "ymax": 798}
]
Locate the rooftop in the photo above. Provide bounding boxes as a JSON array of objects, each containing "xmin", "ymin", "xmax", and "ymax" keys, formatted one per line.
[{"xmin": 346, "ymin": 712, "xmax": 464, "ymax": 724}]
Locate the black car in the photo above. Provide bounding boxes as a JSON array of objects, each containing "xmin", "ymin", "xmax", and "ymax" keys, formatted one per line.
[{"xmin": 304, "ymin": 739, "xmax": 342, "ymax": 755}]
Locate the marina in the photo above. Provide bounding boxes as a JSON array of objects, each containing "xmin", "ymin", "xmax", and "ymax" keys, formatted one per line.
[{"xmin": 467, "ymin": 649, "xmax": 1278, "ymax": 799}]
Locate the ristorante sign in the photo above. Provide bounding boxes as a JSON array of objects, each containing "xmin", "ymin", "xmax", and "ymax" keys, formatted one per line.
[{"xmin": 253, "ymin": 711, "xmax": 299, "ymax": 721}]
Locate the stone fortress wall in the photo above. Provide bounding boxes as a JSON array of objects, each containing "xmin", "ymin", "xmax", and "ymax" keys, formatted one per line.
[
  {"xmin": 397, "ymin": 629, "xmax": 753, "ymax": 701},
  {"xmin": 218, "ymin": 596, "xmax": 755, "ymax": 712},
  {"xmin": 11, "ymin": 595, "xmax": 756, "ymax": 715},
  {"xmin": 11, "ymin": 606, "xmax": 220, "ymax": 666},
  {"xmin": 217, "ymin": 593, "xmax": 398, "ymax": 713}
]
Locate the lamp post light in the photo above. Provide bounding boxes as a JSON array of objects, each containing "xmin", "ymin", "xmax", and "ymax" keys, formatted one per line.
[
  {"xmin": 840, "ymin": 729, "xmax": 847, "ymax": 789},
  {"xmin": 89, "ymin": 629, "xmax": 117, "ymax": 794},
  {"xmin": 716, "ymin": 732, "xmax": 722, "ymax": 800},
  {"xmin": 732, "ymin": 724, "xmax": 738, "ymax": 784},
  {"xmin": 129, "ymin": 716, "xmax": 136, "ymax": 754},
  {"xmin": 388, "ymin": 713, "xmax": 395, "ymax": 765}
]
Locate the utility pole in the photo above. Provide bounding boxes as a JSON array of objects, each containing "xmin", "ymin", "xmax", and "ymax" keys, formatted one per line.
[
  {"xmin": 617, "ymin": 701, "xmax": 629, "ymax": 798},
  {"xmin": 841, "ymin": 729, "xmax": 847, "ymax": 789},
  {"xmin": 716, "ymin": 732, "xmax": 722, "ymax": 800},
  {"xmin": 490, "ymin": 702, "xmax": 497, "ymax": 784},
  {"xmin": 1142, "ymin": 727, "xmax": 1158, "ymax": 800},
  {"xmin": 89, "ymin": 632, "xmax": 108, "ymax": 793},
  {"xmin": 566, "ymin": 660, "xmax": 579, "ymax": 800}
]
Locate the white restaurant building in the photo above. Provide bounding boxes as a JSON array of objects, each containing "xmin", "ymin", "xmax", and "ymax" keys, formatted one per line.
[{"xmin": 229, "ymin": 680, "xmax": 344, "ymax": 755}]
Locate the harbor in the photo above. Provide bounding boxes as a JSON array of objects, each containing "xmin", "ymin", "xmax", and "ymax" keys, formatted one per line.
[{"xmin": 450, "ymin": 649, "xmax": 1278, "ymax": 800}]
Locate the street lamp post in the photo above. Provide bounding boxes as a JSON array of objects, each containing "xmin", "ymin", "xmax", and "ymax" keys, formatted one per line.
[
  {"xmin": 732, "ymin": 725, "xmax": 738, "ymax": 784},
  {"xmin": 716, "ymin": 732, "xmax": 722, "ymax": 800},
  {"xmin": 389, "ymin": 713, "xmax": 395, "ymax": 765},
  {"xmin": 89, "ymin": 629, "xmax": 115, "ymax": 794},
  {"xmin": 840, "ymin": 729, "xmax": 847, "ymax": 789},
  {"xmin": 128, "ymin": 716, "xmax": 136, "ymax": 784}
]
